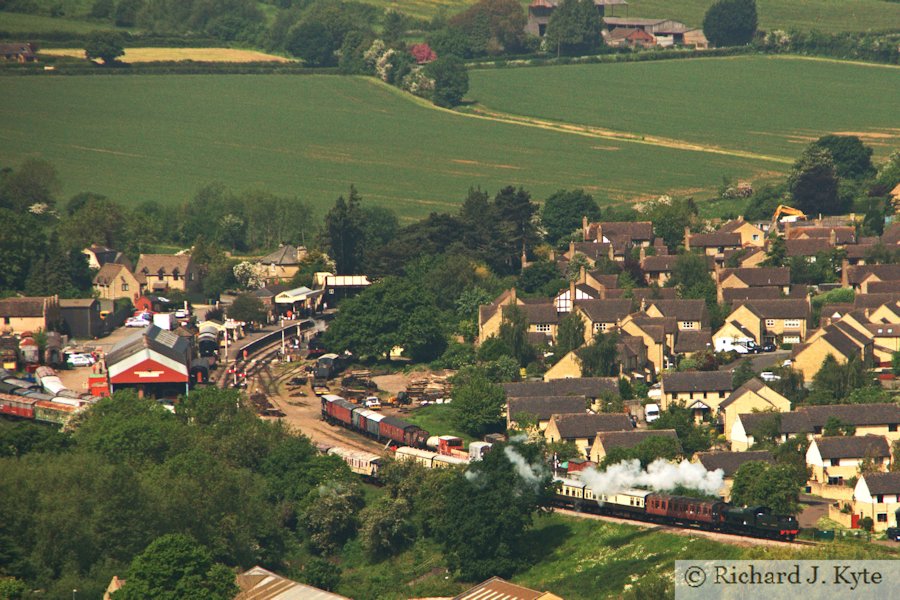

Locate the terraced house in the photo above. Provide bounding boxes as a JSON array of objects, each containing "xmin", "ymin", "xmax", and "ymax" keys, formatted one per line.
[
  {"xmin": 544, "ymin": 412, "xmax": 634, "ymax": 458},
  {"xmin": 659, "ymin": 370, "xmax": 734, "ymax": 421},
  {"xmin": 714, "ymin": 298, "xmax": 810, "ymax": 347},
  {"xmin": 806, "ymin": 435, "xmax": 891, "ymax": 487},
  {"xmin": 135, "ymin": 254, "xmax": 199, "ymax": 294}
]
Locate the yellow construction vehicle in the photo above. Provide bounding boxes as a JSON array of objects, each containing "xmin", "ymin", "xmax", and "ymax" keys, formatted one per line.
[{"xmin": 771, "ymin": 205, "xmax": 807, "ymax": 230}]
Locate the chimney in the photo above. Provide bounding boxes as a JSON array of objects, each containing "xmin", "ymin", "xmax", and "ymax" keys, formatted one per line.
[
  {"xmin": 569, "ymin": 280, "xmax": 576, "ymax": 312},
  {"xmin": 549, "ymin": 248, "xmax": 555, "ymax": 262},
  {"xmin": 510, "ymin": 287, "xmax": 517, "ymax": 305},
  {"xmin": 865, "ymin": 307, "xmax": 870, "ymax": 319},
  {"xmin": 596, "ymin": 224, "xmax": 603, "ymax": 243},
  {"xmin": 738, "ymin": 215, "xmax": 744, "ymax": 222},
  {"xmin": 841, "ymin": 258, "xmax": 850, "ymax": 287},
  {"xmin": 784, "ymin": 221, "xmax": 792, "ymax": 239},
  {"xmin": 579, "ymin": 265, "xmax": 586, "ymax": 284},
  {"xmin": 583, "ymin": 215, "xmax": 589, "ymax": 240},
  {"xmin": 829, "ymin": 228, "xmax": 837, "ymax": 246},
  {"xmin": 684, "ymin": 226, "xmax": 691, "ymax": 251},
  {"xmin": 599, "ymin": 284, "xmax": 606, "ymax": 300},
  {"xmin": 640, "ymin": 297, "xmax": 647, "ymax": 312},
  {"xmin": 607, "ymin": 244, "xmax": 614, "ymax": 261},
  {"xmin": 639, "ymin": 246, "xmax": 646, "ymax": 262},
  {"xmin": 521, "ymin": 245, "xmax": 528, "ymax": 272},
  {"xmin": 569, "ymin": 240, "xmax": 575, "ymax": 257}
]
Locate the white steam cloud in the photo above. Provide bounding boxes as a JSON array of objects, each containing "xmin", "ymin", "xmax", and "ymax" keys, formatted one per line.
[
  {"xmin": 503, "ymin": 445, "xmax": 547, "ymax": 491},
  {"xmin": 579, "ymin": 459, "xmax": 724, "ymax": 500}
]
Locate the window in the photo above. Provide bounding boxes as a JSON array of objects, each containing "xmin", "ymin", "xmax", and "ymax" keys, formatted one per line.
[
  {"xmin": 3, "ymin": 317, "xmax": 9, "ymax": 325},
  {"xmin": 784, "ymin": 319, "xmax": 801, "ymax": 329},
  {"xmin": 752, "ymin": 234, "xmax": 760, "ymax": 241},
  {"xmin": 878, "ymin": 513, "xmax": 888, "ymax": 522},
  {"xmin": 889, "ymin": 424, "xmax": 897, "ymax": 432},
  {"xmin": 828, "ymin": 476, "xmax": 842, "ymax": 485},
  {"xmin": 535, "ymin": 323, "xmax": 552, "ymax": 333},
  {"xmin": 682, "ymin": 321, "xmax": 695, "ymax": 329},
  {"xmin": 877, "ymin": 495, "xmax": 884, "ymax": 503},
  {"xmin": 121, "ymin": 282, "xmax": 129, "ymax": 291},
  {"xmin": 830, "ymin": 459, "xmax": 841, "ymax": 467},
  {"xmin": 594, "ymin": 323, "xmax": 601, "ymax": 333},
  {"xmin": 765, "ymin": 319, "xmax": 776, "ymax": 328}
]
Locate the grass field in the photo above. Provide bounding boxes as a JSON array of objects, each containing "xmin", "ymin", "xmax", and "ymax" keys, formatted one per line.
[
  {"xmin": 469, "ymin": 55, "xmax": 900, "ymax": 163},
  {"xmin": 352, "ymin": 0, "xmax": 900, "ymax": 31},
  {"xmin": 40, "ymin": 47, "xmax": 293, "ymax": 63},
  {"xmin": 0, "ymin": 11, "xmax": 123, "ymax": 34},
  {"xmin": 0, "ymin": 74, "xmax": 780, "ymax": 219}
]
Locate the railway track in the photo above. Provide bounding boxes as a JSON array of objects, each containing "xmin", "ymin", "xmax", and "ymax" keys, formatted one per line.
[{"xmin": 554, "ymin": 508, "xmax": 819, "ymax": 548}]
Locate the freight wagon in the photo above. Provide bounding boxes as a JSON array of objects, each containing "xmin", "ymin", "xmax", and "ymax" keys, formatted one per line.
[
  {"xmin": 0, "ymin": 393, "xmax": 36, "ymax": 419},
  {"xmin": 34, "ymin": 400, "xmax": 80, "ymax": 426},
  {"xmin": 320, "ymin": 394, "xmax": 430, "ymax": 449}
]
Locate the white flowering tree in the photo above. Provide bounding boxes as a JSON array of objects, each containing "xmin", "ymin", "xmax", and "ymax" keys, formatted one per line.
[{"xmin": 232, "ymin": 261, "xmax": 267, "ymax": 290}]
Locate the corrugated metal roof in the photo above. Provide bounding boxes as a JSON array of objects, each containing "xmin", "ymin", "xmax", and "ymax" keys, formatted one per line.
[
  {"xmin": 236, "ymin": 566, "xmax": 349, "ymax": 600},
  {"xmin": 454, "ymin": 577, "xmax": 553, "ymax": 600}
]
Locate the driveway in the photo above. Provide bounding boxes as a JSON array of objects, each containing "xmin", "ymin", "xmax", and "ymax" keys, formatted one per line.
[{"xmin": 720, "ymin": 349, "xmax": 791, "ymax": 373}]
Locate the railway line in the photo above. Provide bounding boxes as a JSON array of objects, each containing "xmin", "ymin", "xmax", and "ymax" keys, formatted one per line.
[{"xmin": 554, "ymin": 508, "xmax": 819, "ymax": 549}]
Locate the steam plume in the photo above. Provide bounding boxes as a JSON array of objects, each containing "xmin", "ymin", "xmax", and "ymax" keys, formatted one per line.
[{"xmin": 579, "ymin": 459, "xmax": 724, "ymax": 499}]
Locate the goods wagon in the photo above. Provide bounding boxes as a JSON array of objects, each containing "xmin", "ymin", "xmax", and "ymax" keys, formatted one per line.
[
  {"xmin": 322, "ymin": 395, "xmax": 355, "ymax": 427},
  {"xmin": 0, "ymin": 393, "xmax": 37, "ymax": 419},
  {"xmin": 34, "ymin": 400, "xmax": 79, "ymax": 426},
  {"xmin": 363, "ymin": 410, "xmax": 384, "ymax": 437}
]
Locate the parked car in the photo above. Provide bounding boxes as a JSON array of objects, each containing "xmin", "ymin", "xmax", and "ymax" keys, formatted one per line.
[
  {"xmin": 125, "ymin": 317, "xmax": 150, "ymax": 327},
  {"xmin": 66, "ymin": 353, "xmax": 95, "ymax": 367},
  {"xmin": 645, "ymin": 403, "xmax": 660, "ymax": 423},
  {"xmin": 886, "ymin": 527, "xmax": 900, "ymax": 542},
  {"xmin": 364, "ymin": 397, "xmax": 382, "ymax": 410},
  {"xmin": 760, "ymin": 371, "xmax": 781, "ymax": 382},
  {"xmin": 761, "ymin": 343, "xmax": 777, "ymax": 352},
  {"xmin": 174, "ymin": 308, "xmax": 190, "ymax": 319}
]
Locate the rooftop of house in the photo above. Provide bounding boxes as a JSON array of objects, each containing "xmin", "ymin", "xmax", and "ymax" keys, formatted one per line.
[
  {"xmin": 454, "ymin": 576, "xmax": 562, "ymax": 600},
  {"xmin": 689, "ymin": 231, "xmax": 742, "ymax": 248},
  {"xmin": 135, "ymin": 254, "xmax": 192, "ymax": 279},
  {"xmin": 787, "ymin": 225, "xmax": 855, "ymax": 244},
  {"xmin": 846, "ymin": 264, "xmax": 900, "ymax": 285},
  {"xmin": 784, "ymin": 238, "xmax": 834, "ymax": 257},
  {"xmin": 719, "ymin": 267, "xmax": 791, "ymax": 287},
  {"xmin": 550, "ymin": 412, "xmax": 634, "ymax": 439},
  {"xmin": 594, "ymin": 429, "xmax": 680, "ymax": 452},
  {"xmin": 236, "ymin": 565, "xmax": 350, "ymax": 600},
  {"xmin": 860, "ymin": 471, "xmax": 900, "ymax": 496},
  {"xmin": 507, "ymin": 396, "xmax": 586, "ymax": 421},
  {"xmin": 503, "ymin": 377, "xmax": 619, "ymax": 399},
  {"xmin": 673, "ymin": 329, "xmax": 713, "ymax": 354},
  {"xmin": 662, "ymin": 370, "xmax": 733, "ymax": 394},
  {"xmin": 258, "ymin": 244, "xmax": 306, "ymax": 266},
  {"xmin": 647, "ymin": 298, "xmax": 708, "ymax": 322},
  {"xmin": 722, "ymin": 286, "xmax": 783, "ymax": 302},
  {"xmin": 584, "ymin": 220, "xmax": 653, "ymax": 242},
  {"xmin": 575, "ymin": 298, "xmax": 633, "ymax": 322},
  {"xmin": 733, "ymin": 298, "xmax": 810, "ymax": 320},
  {"xmin": 813, "ymin": 435, "xmax": 890, "ymax": 460},
  {"xmin": 93, "ymin": 262, "xmax": 134, "ymax": 286},
  {"xmin": 866, "ymin": 280, "xmax": 900, "ymax": 294},
  {"xmin": 0, "ymin": 296, "xmax": 56, "ymax": 318},
  {"xmin": 696, "ymin": 450, "xmax": 774, "ymax": 477},
  {"xmin": 719, "ymin": 378, "xmax": 778, "ymax": 410}
]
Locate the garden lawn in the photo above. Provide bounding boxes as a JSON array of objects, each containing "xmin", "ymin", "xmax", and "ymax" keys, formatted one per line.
[
  {"xmin": 0, "ymin": 74, "xmax": 779, "ymax": 217},
  {"xmin": 401, "ymin": 404, "xmax": 475, "ymax": 445},
  {"xmin": 469, "ymin": 55, "xmax": 900, "ymax": 163}
]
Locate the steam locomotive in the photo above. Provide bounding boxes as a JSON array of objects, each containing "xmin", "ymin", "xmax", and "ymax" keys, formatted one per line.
[{"xmin": 554, "ymin": 477, "xmax": 800, "ymax": 541}]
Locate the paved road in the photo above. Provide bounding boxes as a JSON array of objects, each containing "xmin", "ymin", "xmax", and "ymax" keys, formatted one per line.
[{"xmin": 720, "ymin": 349, "xmax": 791, "ymax": 373}]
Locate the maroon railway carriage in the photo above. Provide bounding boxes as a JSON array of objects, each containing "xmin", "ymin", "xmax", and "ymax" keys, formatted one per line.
[{"xmin": 645, "ymin": 494, "xmax": 728, "ymax": 527}]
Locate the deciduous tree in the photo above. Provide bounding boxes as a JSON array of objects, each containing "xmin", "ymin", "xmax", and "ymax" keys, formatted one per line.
[
  {"xmin": 789, "ymin": 146, "xmax": 843, "ymax": 215},
  {"xmin": 541, "ymin": 188, "xmax": 600, "ymax": 245},
  {"xmin": 812, "ymin": 135, "xmax": 875, "ymax": 180},
  {"xmin": 730, "ymin": 460, "xmax": 801, "ymax": 515},
  {"xmin": 450, "ymin": 366, "xmax": 506, "ymax": 436},
  {"xmin": 546, "ymin": 0, "xmax": 602, "ymax": 56},
  {"xmin": 84, "ymin": 30, "xmax": 125, "ymax": 64},
  {"xmin": 702, "ymin": 0, "xmax": 757, "ymax": 47},
  {"xmin": 425, "ymin": 54, "xmax": 469, "ymax": 107}
]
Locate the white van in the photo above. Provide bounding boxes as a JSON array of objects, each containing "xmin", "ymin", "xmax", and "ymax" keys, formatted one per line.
[{"xmin": 645, "ymin": 403, "xmax": 660, "ymax": 424}]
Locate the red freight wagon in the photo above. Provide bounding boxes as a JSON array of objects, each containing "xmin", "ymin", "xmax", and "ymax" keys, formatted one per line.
[
  {"xmin": 379, "ymin": 416, "xmax": 410, "ymax": 446},
  {"xmin": 324, "ymin": 395, "xmax": 355, "ymax": 427},
  {"xmin": 0, "ymin": 393, "xmax": 37, "ymax": 419}
]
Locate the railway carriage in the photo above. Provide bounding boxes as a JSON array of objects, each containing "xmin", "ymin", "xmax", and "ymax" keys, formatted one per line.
[
  {"xmin": 395, "ymin": 446, "xmax": 437, "ymax": 468},
  {"xmin": 0, "ymin": 393, "xmax": 36, "ymax": 419},
  {"xmin": 327, "ymin": 447, "xmax": 382, "ymax": 479}
]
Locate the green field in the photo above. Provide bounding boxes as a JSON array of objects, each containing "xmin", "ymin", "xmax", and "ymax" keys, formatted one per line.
[
  {"xmin": 0, "ymin": 11, "xmax": 123, "ymax": 34},
  {"xmin": 0, "ymin": 74, "xmax": 781, "ymax": 218},
  {"xmin": 469, "ymin": 55, "xmax": 900, "ymax": 164}
]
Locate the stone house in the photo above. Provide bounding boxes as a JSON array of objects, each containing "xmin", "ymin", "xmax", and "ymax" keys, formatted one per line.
[
  {"xmin": 588, "ymin": 429, "xmax": 680, "ymax": 463},
  {"xmin": 718, "ymin": 378, "xmax": 791, "ymax": 444},
  {"xmin": 506, "ymin": 395, "xmax": 586, "ymax": 431},
  {"xmin": 806, "ymin": 435, "xmax": 890, "ymax": 486},
  {"xmin": 852, "ymin": 472, "xmax": 900, "ymax": 532},
  {"xmin": 695, "ymin": 450, "xmax": 774, "ymax": 500},
  {"xmin": 135, "ymin": 254, "xmax": 199, "ymax": 294},
  {"xmin": 660, "ymin": 370, "xmax": 734, "ymax": 420},
  {"xmin": 0, "ymin": 296, "xmax": 60, "ymax": 334},
  {"xmin": 544, "ymin": 412, "xmax": 634, "ymax": 458},
  {"xmin": 93, "ymin": 263, "xmax": 142, "ymax": 301},
  {"xmin": 717, "ymin": 267, "xmax": 791, "ymax": 302}
]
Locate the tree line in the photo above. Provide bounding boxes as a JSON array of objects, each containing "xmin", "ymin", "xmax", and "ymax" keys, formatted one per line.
[{"xmin": 0, "ymin": 388, "xmax": 554, "ymax": 597}]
